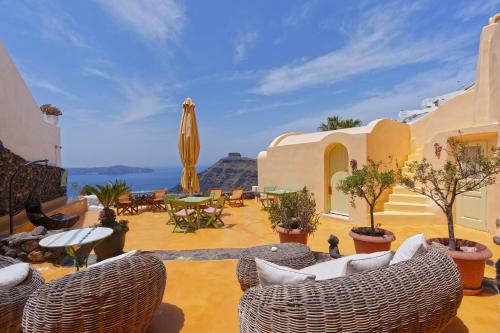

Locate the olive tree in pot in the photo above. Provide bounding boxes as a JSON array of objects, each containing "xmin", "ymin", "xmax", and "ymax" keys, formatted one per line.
[
  {"xmin": 337, "ymin": 159, "xmax": 397, "ymax": 253},
  {"xmin": 87, "ymin": 180, "xmax": 130, "ymax": 260},
  {"xmin": 268, "ymin": 187, "xmax": 320, "ymax": 245},
  {"xmin": 400, "ymin": 137, "xmax": 499, "ymax": 295}
]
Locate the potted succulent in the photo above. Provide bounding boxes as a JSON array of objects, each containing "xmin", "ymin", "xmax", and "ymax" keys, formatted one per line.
[
  {"xmin": 400, "ymin": 136, "xmax": 499, "ymax": 295},
  {"xmin": 268, "ymin": 187, "xmax": 320, "ymax": 244},
  {"xmin": 337, "ymin": 159, "xmax": 397, "ymax": 253},
  {"xmin": 87, "ymin": 180, "xmax": 130, "ymax": 260},
  {"xmin": 40, "ymin": 103, "xmax": 62, "ymax": 126}
]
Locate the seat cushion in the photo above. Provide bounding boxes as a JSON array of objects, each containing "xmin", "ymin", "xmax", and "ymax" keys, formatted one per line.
[
  {"xmin": 92, "ymin": 250, "xmax": 140, "ymax": 267},
  {"xmin": 175, "ymin": 209, "xmax": 196, "ymax": 217},
  {"xmin": 346, "ymin": 251, "xmax": 393, "ymax": 275},
  {"xmin": 255, "ymin": 258, "xmax": 315, "ymax": 286},
  {"xmin": 203, "ymin": 207, "xmax": 221, "ymax": 214},
  {"xmin": 390, "ymin": 233, "xmax": 427, "ymax": 265},
  {"xmin": 0, "ymin": 262, "xmax": 30, "ymax": 289},
  {"xmin": 299, "ymin": 257, "xmax": 351, "ymax": 280}
]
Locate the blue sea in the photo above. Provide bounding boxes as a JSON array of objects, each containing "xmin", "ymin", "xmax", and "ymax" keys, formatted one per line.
[{"xmin": 67, "ymin": 166, "xmax": 198, "ymax": 197}]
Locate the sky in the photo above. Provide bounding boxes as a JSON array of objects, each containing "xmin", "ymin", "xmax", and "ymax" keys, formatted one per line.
[{"xmin": 0, "ymin": 0, "xmax": 499, "ymax": 167}]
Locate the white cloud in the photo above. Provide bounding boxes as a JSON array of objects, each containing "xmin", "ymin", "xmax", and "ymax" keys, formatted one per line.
[
  {"xmin": 274, "ymin": 59, "xmax": 476, "ymax": 132},
  {"xmin": 95, "ymin": 0, "xmax": 185, "ymax": 43},
  {"xmin": 23, "ymin": 75, "xmax": 77, "ymax": 99},
  {"xmin": 80, "ymin": 66, "xmax": 174, "ymax": 122},
  {"xmin": 456, "ymin": 0, "xmax": 500, "ymax": 22},
  {"xmin": 40, "ymin": 15, "xmax": 88, "ymax": 48},
  {"xmin": 283, "ymin": 1, "xmax": 316, "ymax": 26},
  {"xmin": 233, "ymin": 100, "xmax": 304, "ymax": 116},
  {"xmin": 253, "ymin": 2, "xmax": 473, "ymax": 95},
  {"xmin": 234, "ymin": 31, "xmax": 258, "ymax": 64}
]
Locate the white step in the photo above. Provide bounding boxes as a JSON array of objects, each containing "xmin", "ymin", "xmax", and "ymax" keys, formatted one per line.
[
  {"xmin": 392, "ymin": 186, "xmax": 417, "ymax": 195},
  {"xmin": 388, "ymin": 193, "xmax": 430, "ymax": 204},
  {"xmin": 384, "ymin": 202, "xmax": 433, "ymax": 213},
  {"xmin": 373, "ymin": 211, "xmax": 437, "ymax": 225}
]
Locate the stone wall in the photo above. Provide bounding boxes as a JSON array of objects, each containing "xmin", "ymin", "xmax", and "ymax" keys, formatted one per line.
[{"xmin": 0, "ymin": 140, "xmax": 66, "ymax": 216}]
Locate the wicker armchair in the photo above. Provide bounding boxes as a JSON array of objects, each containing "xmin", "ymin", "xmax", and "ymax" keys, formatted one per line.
[
  {"xmin": 0, "ymin": 256, "xmax": 44, "ymax": 333},
  {"xmin": 239, "ymin": 249, "xmax": 463, "ymax": 333},
  {"xmin": 22, "ymin": 253, "xmax": 166, "ymax": 333}
]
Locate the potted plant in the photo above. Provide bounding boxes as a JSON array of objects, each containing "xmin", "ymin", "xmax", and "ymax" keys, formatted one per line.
[
  {"xmin": 40, "ymin": 103, "xmax": 62, "ymax": 126},
  {"xmin": 337, "ymin": 159, "xmax": 397, "ymax": 253},
  {"xmin": 400, "ymin": 137, "xmax": 499, "ymax": 295},
  {"xmin": 87, "ymin": 180, "xmax": 130, "ymax": 260},
  {"xmin": 268, "ymin": 187, "xmax": 320, "ymax": 244}
]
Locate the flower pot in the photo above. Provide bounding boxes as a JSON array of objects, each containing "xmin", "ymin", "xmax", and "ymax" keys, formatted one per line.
[
  {"xmin": 349, "ymin": 228, "xmax": 395, "ymax": 253},
  {"xmin": 275, "ymin": 225, "xmax": 308, "ymax": 244},
  {"xmin": 427, "ymin": 238, "xmax": 492, "ymax": 296},
  {"xmin": 94, "ymin": 230, "xmax": 127, "ymax": 261},
  {"xmin": 45, "ymin": 114, "xmax": 59, "ymax": 126}
]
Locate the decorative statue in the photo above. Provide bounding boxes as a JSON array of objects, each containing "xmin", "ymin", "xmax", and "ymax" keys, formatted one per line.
[{"xmin": 328, "ymin": 234, "xmax": 341, "ymax": 259}]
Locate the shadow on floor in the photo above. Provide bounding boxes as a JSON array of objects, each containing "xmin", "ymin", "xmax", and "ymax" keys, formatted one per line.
[
  {"xmin": 147, "ymin": 303, "xmax": 184, "ymax": 333},
  {"xmin": 441, "ymin": 317, "xmax": 469, "ymax": 333}
]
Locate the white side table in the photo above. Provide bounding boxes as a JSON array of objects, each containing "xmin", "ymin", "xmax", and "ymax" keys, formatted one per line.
[{"xmin": 39, "ymin": 227, "xmax": 113, "ymax": 270}]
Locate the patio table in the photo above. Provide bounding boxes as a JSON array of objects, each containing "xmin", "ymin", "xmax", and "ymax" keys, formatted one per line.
[
  {"xmin": 39, "ymin": 227, "xmax": 113, "ymax": 270},
  {"xmin": 179, "ymin": 196, "xmax": 211, "ymax": 228}
]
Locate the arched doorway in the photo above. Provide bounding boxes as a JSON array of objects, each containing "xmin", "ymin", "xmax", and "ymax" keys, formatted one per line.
[{"xmin": 328, "ymin": 144, "xmax": 349, "ymax": 215}]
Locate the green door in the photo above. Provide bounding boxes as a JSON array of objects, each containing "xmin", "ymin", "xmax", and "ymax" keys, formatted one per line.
[
  {"xmin": 456, "ymin": 141, "xmax": 489, "ymax": 231},
  {"xmin": 329, "ymin": 145, "xmax": 349, "ymax": 216}
]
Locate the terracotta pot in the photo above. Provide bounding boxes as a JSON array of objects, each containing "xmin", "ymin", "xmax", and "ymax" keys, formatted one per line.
[
  {"xmin": 427, "ymin": 238, "xmax": 492, "ymax": 296},
  {"xmin": 94, "ymin": 230, "xmax": 127, "ymax": 261},
  {"xmin": 349, "ymin": 228, "xmax": 395, "ymax": 253},
  {"xmin": 275, "ymin": 226, "xmax": 308, "ymax": 244}
]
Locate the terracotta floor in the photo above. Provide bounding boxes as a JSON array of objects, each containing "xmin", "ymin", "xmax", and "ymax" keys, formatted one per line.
[{"xmin": 31, "ymin": 200, "xmax": 499, "ymax": 333}]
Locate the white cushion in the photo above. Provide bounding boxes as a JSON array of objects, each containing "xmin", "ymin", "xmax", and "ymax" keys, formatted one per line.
[
  {"xmin": 0, "ymin": 262, "xmax": 30, "ymax": 289},
  {"xmin": 255, "ymin": 258, "xmax": 315, "ymax": 286},
  {"xmin": 92, "ymin": 250, "xmax": 139, "ymax": 267},
  {"xmin": 346, "ymin": 251, "xmax": 393, "ymax": 275},
  {"xmin": 390, "ymin": 234, "xmax": 427, "ymax": 265},
  {"xmin": 299, "ymin": 257, "xmax": 351, "ymax": 280}
]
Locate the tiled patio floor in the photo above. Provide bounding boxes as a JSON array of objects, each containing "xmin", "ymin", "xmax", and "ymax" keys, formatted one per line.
[{"xmin": 32, "ymin": 200, "xmax": 499, "ymax": 333}]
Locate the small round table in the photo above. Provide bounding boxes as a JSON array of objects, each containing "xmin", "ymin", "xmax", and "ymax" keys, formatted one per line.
[
  {"xmin": 236, "ymin": 243, "xmax": 316, "ymax": 291},
  {"xmin": 39, "ymin": 227, "xmax": 113, "ymax": 270}
]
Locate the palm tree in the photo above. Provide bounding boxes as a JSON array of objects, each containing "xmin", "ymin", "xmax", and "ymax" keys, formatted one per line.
[
  {"xmin": 318, "ymin": 116, "xmax": 362, "ymax": 131},
  {"xmin": 87, "ymin": 180, "xmax": 130, "ymax": 227}
]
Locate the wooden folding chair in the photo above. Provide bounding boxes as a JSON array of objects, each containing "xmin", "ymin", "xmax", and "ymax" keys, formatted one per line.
[
  {"xmin": 167, "ymin": 200, "xmax": 196, "ymax": 233},
  {"xmin": 115, "ymin": 192, "xmax": 138, "ymax": 215},
  {"xmin": 227, "ymin": 188, "xmax": 244, "ymax": 207},
  {"xmin": 164, "ymin": 194, "xmax": 177, "ymax": 225},
  {"xmin": 202, "ymin": 197, "xmax": 225, "ymax": 228},
  {"xmin": 150, "ymin": 189, "xmax": 167, "ymax": 211}
]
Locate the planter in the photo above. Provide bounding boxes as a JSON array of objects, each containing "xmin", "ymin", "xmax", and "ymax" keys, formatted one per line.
[
  {"xmin": 45, "ymin": 114, "xmax": 59, "ymax": 126},
  {"xmin": 349, "ymin": 228, "xmax": 395, "ymax": 253},
  {"xmin": 275, "ymin": 226, "xmax": 308, "ymax": 245},
  {"xmin": 427, "ymin": 238, "xmax": 492, "ymax": 296},
  {"xmin": 94, "ymin": 230, "xmax": 127, "ymax": 261}
]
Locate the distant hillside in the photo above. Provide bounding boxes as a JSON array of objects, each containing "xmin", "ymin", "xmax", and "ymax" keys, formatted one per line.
[
  {"xmin": 67, "ymin": 165, "xmax": 154, "ymax": 175},
  {"xmin": 170, "ymin": 153, "xmax": 257, "ymax": 193}
]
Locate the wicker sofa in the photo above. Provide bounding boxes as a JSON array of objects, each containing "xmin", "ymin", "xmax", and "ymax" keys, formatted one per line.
[
  {"xmin": 239, "ymin": 249, "xmax": 462, "ymax": 333},
  {"xmin": 0, "ymin": 256, "xmax": 45, "ymax": 333},
  {"xmin": 22, "ymin": 253, "xmax": 166, "ymax": 333}
]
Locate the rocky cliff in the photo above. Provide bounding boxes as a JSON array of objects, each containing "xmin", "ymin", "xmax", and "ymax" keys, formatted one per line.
[{"xmin": 171, "ymin": 153, "xmax": 257, "ymax": 193}]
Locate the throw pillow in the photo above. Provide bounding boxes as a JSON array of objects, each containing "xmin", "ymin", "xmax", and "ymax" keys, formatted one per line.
[
  {"xmin": 346, "ymin": 251, "xmax": 393, "ymax": 275},
  {"xmin": 255, "ymin": 258, "xmax": 315, "ymax": 286},
  {"xmin": 0, "ymin": 262, "xmax": 30, "ymax": 289},
  {"xmin": 390, "ymin": 233, "xmax": 427, "ymax": 265}
]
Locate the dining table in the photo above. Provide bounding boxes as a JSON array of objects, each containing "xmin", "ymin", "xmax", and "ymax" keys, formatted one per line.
[{"xmin": 179, "ymin": 196, "xmax": 212, "ymax": 228}]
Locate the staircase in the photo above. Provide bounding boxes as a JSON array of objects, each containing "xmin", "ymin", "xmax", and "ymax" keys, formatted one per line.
[{"xmin": 374, "ymin": 148, "xmax": 438, "ymax": 225}]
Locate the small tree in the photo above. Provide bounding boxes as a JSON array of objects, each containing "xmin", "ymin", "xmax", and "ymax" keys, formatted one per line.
[
  {"xmin": 318, "ymin": 116, "xmax": 362, "ymax": 131},
  {"xmin": 337, "ymin": 159, "xmax": 396, "ymax": 233},
  {"xmin": 399, "ymin": 137, "xmax": 500, "ymax": 250}
]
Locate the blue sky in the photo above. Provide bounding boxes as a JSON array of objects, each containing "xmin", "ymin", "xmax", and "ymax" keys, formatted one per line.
[{"xmin": 0, "ymin": 0, "xmax": 499, "ymax": 167}]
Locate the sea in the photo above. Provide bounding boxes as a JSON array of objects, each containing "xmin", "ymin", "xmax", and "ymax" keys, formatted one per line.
[{"xmin": 66, "ymin": 166, "xmax": 200, "ymax": 198}]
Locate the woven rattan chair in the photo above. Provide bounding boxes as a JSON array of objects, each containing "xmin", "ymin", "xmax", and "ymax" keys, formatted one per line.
[
  {"xmin": 22, "ymin": 253, "xmax": 166, "ymax": 333},
  {"xmin": 0, "ymin": 256, "xmax": 44, "ymax": 333},
  {"xmin": 239, "ymin": 248, "xmax": 463, "ymax": 333}
]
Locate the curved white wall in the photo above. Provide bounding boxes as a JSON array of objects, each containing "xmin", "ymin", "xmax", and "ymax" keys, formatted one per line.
[{"xmin": 0, "ymin": 41, "xmax": 61, "ymax": 166}]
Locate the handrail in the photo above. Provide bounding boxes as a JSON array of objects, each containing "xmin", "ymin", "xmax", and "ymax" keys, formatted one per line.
[{"xmin": 8, "ymin": 159, "xmax": 48, "ymax": 235}]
